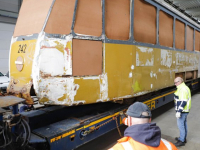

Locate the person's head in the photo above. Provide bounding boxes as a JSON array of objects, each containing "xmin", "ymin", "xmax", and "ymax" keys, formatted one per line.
[
  {"xmin": 126, "ymin": 102, "xmax": 151, "ymax": 126},
  {"xmin": 174, "ymin": 77, "xmax": 183, "ymax": 87}
]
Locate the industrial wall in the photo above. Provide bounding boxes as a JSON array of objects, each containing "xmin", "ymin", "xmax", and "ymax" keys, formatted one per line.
[
  {"xmin": 0, "ymin": 0, "xmax": 22, "ymax": 74},
  {"xmin": 0, "ymin": 23, "xmax": 15, "ymax": 74}
]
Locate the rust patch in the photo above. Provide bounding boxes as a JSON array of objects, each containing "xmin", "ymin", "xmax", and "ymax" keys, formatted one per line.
[
  {"xmin": 40, "ymin": 71, "xmax": 52, "ymax": 78},
  {"xmin": 7, "ymin": 79, "xmax": 34, "ymax": 105},
  {"xmin": 41, "ymin": 46, "xmax": 55, "ymax": 49}
]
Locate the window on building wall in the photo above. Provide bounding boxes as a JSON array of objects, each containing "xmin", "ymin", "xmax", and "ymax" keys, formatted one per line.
[
  {"xmin": 195, "ymin": 30, "xmax": 200, "ymax": 51},
  {"xmin": 187, "ymin": 26, "xmax": 194, "ymax": 51},
  {"xmin": 175, "ymin": 19, "xmax": 185, "ymax": 50},
  {"xmin": 74, "ymin": 0, "xmax": 102, "ymax": 37},
  {"xmin": 159, "ymin": 11, "xmax": 173, "ymax": 47},
  {"xmin": 105, "ymin": 0, "xmax": 130, "ymax": 40},
  {"xmin": 72, "ymin": 39, "xmax": 102, "ymax": 76},
  {"xmin": 45, "ymin": 0, "xmax": 76, "ymax": 34},
  {"xmin": 134, "ymin": 0, "xmax": 156, "ymax": 44}
]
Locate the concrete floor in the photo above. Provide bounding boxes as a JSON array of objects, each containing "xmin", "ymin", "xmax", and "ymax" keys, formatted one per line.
[{"xmin": 153, "ymin": 92, "xmax": 200, "ymax": 150}]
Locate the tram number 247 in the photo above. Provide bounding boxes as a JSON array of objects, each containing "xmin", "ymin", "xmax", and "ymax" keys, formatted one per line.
[{"xmin": 18, "ymin": 44, "xmax": 27, "ymax": 53}]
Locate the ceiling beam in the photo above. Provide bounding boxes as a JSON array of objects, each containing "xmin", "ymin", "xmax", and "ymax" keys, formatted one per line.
[
  {"xmin": 193, "ymin": 14, "xmax": 200, "ymax": 17},
  {"xmin": 172, "ymin": 0, "xmax": 191, "ymax": 5},
  {"xmin": 185, "ymin": 7, "xmax": 200, "ymax": 13}
]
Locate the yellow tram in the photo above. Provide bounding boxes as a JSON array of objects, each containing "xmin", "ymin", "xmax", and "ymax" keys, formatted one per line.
[{"xmin": 8, "ymin": 0, "xmax": 200, "ymax": 105}]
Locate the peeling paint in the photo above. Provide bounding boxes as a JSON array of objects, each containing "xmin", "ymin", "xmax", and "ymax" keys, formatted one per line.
[
  {"xmin": 150, "ymin": 71, "xmax": 153, "ymax": 78},
  {"xmin": 136, "ymin": 46, "xmax": 154, "ymax": 66},
  {"xmin": 137, "ymin": 47, "xmax": 153, "ymax": 53},
  {"xmin": 37, "ymin": 77, "xmax": 84, "ymax": 106},
  {"xmin": 161, "ymin": 49, "xmax": 172, "ymax": 68},
  {"xmin": 150, "ymin": 71, "xmax": 157, "ymax": 79},
  {"xmin": 176, "ymin": 53, "xmax": 185, "ymax": 65},
  {"xmin": 129, "ymin": 72, "xmax": 132, "ymax": 78},
  {"xmin": 99, "ymin": 73, "xmax": 108, "ymax": 101},
  {"xmin": 32, "ymin": 33, "xmax": 108, "ymax": 105},
  {"xmin": 39, "ymin": 48, "xmax": 65, "ymax": 76},
  {"xmin": 134, "ymin": 91, "xmax": 149, "ymax": 96},
  {"xmin": 131, "ymin": 65, "xmax": 134, "ymax": 70}
]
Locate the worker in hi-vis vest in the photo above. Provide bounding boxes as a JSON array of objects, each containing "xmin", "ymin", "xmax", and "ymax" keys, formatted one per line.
[
  {"xmin": 108, "ymin": 102, "xmax": 177, "ymax": 150},
  {"xmin": 174, "ymin": 77, "xmax": 191, "ymax": 147}
]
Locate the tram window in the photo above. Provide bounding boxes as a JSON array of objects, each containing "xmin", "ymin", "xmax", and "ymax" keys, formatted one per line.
[
  {"xmin": 72, "ymin": 39, "xmax": 102, "ymax": 76},
  {"xmin": 74, "ymin": 0, "xmax": 102, "ymax": 37},
  {"xmin": 45, "ymin": 0, "xmax": 76, "ymax": 35},
  {"xmin": 186, "ymin": 26, "xmax": 194, "ymax": 51},
  {"xmin": 159, "ymin": 11, "xmax": 173, "ymax": 47},
  {"xmin": 195, "ymin": 30, "xmax": 200, "ymax": 51},
  {"xmin": 134, "ymin": 0, "xmax": 156, "ymax": 44},
  {"xmin": 105, "ymin": 0, "xmax": 130, "ymax": 40},
  {"xmin": 13, "ymin": 0, "xmax": 53, "ymax": 37},
  {"xmin": 175, "ymin": 19, "xmax": 185, "ymax": 50}
]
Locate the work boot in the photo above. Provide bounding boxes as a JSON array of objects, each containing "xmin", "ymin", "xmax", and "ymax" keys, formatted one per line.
[
  {"xmin": 174, "ymin": 140, "xmax": 185, "ymax": 147},
  {"xmin": 175, "ymin": 137, "xmax": 187, "ymax": 143}
]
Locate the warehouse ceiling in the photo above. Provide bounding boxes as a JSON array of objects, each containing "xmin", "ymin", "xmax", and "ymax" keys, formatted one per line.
[{"xmin": 169, "ymin": 0, "xmax": 200, "ymax": 22}]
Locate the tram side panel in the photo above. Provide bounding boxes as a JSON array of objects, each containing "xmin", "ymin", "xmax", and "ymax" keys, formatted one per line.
[{"xmin": 7, "ymin": 0, "xmax": 200, "ymax": 106}]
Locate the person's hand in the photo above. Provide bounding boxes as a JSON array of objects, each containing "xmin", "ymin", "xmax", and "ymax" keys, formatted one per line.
[{"xmin": 176, "ymin": 112, "xmax": 181, "ymax": 118}]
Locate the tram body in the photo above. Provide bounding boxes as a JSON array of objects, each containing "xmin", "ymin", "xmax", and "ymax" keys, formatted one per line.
[{"xmin": 8, "ymin": 0, "xmax": 200, "ymax": 105}]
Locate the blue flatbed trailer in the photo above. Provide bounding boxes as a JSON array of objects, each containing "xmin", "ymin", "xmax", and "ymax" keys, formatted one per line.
[{"xmin": 0, "ymin": 80, "xmax": 199, "ymax": 150}]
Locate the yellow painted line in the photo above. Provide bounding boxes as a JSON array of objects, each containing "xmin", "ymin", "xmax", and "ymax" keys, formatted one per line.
[
  {"xmin": 76, "ymin": 127, "xmax": 84, "ymax": 131},
  {"xmin": 192, "ymin": 82, "xmax": 198, "ymax": 85},
  {"xmin": 83, "ymin": 112, "xmax": 119, "ymax": 129},
  {"xmin": 77, "ymin": 91, "xmax": 177, "ymax": 131},
  {"xmin": 144, "ymin": 90, "xmax": 176, "ymax": 104}
]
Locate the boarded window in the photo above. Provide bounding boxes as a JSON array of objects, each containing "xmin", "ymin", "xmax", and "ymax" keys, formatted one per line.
[
  {"xmin": 159, "ymin": 11, "xmax": 173, "ymax": 47},
  {"xmin": 105, "ymin": 0, "xmax": 130, "ymax": 40},
  {"xmin": 13, "ymin": 0, "xmax": 53, "ymax": 37},
  {"xmin": 45, "ymin": 0, "xmax": 76, "ymax": 34},
  {"xmin": 187, "ymin": 26, "xmax": 194, "ymax": 51},
  {"xmin": 74, "ymin": 0, "xmax": 102, "ymax": 36},
  {"xmin": 73, "ymin": 39, "xmax": 102, "ymax": 76},
  {"xmin": 195, "ymin": 30, "xmax": 200, "ymax": 51},
  {"xmin": 134, "ymin": 0, "xmax": 156, "ymax": 44},
  {"xmin": 175, "ymin": 19, "xmax": 185, "ymax": 50}
]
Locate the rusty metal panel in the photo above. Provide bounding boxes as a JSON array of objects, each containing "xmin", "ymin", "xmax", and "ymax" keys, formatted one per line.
[
  {"xmin": 159, "ymin": 11, "xmax": 173, "ymax": 48},
  {"xmin": 0, "ymin": 96, "xmax": 25, "ymax": 108},
  {"xmin": 45, "ymin": 0, "xmax": 76, "ymax": 34},
  {"xmin": 134, "ymin": 0, "xmax": 156, "ymax": 44},
  {"xmin": 13, "ymin": 0, "xmax": 54, "ymax": 37},
  {"xmin": 74, "ymin": 0, "xmax": 102, "ymax": 36},
  {"xmin": 187, "ymin": 25, "xmax": 194, "ymax": 51},
  {"xmin": 175, "ymin": 19, "xmax": 185, "ymax": 50},
  {"xmin": 72, "ymin": 39, "xmax": 102, "ymax": 76},
  {"xmin": 105, "ymin": 0, "xmax": 130, "ymax": 40}
]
